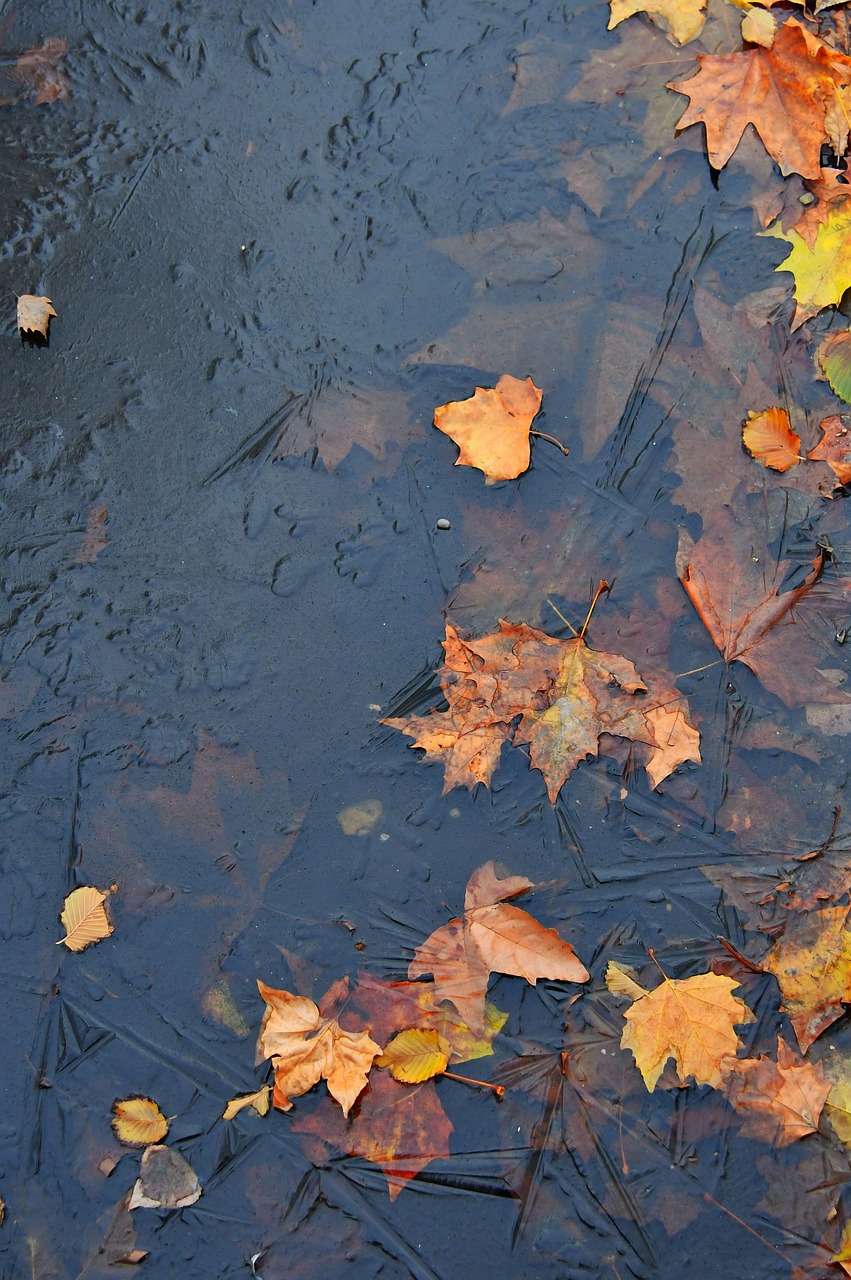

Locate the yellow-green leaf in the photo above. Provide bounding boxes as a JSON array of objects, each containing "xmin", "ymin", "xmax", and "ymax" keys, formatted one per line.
[{"xmin": 764, "ymin": 206, "xmax": 851, "ymax": 329}]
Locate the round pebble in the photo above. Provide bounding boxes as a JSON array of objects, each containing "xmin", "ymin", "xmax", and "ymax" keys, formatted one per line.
[{"xmin": 436, "ymin": 518, "xmax": 451, "ymax": 530}]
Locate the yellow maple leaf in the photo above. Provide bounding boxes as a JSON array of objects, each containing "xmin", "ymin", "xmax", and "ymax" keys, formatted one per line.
[
  {"xmin": 112, "ymin": 1096, "xmax": 170, "ymax": 1147},
  {"xmin": 377, "ymin": 1028, "xmax": 452, "ymax": 1084},
  {"xmin": 764, "ymin": 205, "xmax": 851, "ymax": 328},
  {"xmin": 57, "ymin": 885, "xmax": 113, "ymax": 952},
  {"xmin": 619, "ymin": 969, "xmax": 754, "ymax": 1091},
  {"xmin": 608, "ymin": 0, "xmax": 707, "ymax": 45}
]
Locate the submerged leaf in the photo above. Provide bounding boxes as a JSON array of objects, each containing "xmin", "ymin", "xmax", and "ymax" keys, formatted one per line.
[
  {"xmin": 721, "ymin": 1038, "xmax": 830, "ymax": 1144},
  {"xmin": 762, "ymin": 906, "xmax": 851, "ymax": 1051},
  {"xmin": 112, "ymin": 1097, "xmax": 169, "ymax": 1147},
  {"xmin": 58, "ymin": 885, "xmax": 113, "ymax": 952}
]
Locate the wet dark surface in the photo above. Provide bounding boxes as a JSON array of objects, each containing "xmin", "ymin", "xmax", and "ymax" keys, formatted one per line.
[{"xmin": 3, "ymin": 1, "xmax": 851, "ymax": 1277}]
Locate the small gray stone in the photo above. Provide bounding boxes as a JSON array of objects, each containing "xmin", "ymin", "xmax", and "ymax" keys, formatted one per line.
[{"xmin": 436, "ymin": 518, "xmax": 451, "ymax": 530}]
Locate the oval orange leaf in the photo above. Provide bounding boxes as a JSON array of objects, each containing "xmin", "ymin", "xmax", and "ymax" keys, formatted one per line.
[
  {"xmin": 376, "ymin": 1028, "xmax": 452, "ymax": 1084},
  {"xmin": 112, "ymin": 1096, "xmax": 170, "ymax": 1147},
  {"xmin": 742, "ymin": 407, "xmax": 801, "ymax": 472},
  {"xmin": 57, "ymin": 885, "xmax": 113, "ymax": 952}
]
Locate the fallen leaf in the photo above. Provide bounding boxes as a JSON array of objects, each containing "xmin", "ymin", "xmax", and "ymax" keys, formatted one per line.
[
  {"xmin": 433, "ymin": 374, "xmax": 545, "ymax": 482},
  {"xmin": 834, "ymin": 1223, "xmax": 851, "ymax": 1277},
  {"xmin": 292, "ymin": 1070, "xmax": 453, "ymax": 1199},
  {"xmin": 822, "ymin": 1051, "xmax": 851, "ymax": 1144},
  {"xmin": 762, "ymin": 906, "xmax": 851, "ymax": 1051},
  {"xmin": 6, "ymin": 38, "xmax": 69, "ymax": 104},
  {"xmin": 742, "ymin": 407, "xmax": 802, "ymax": 472},
  {"xmin": 127, "ymin": 1144, "xmax": 201, "ymax": 1210},
  {"xmin": 345, "ymin": 971, "xmax": 508, "ymax": 1063},
  {"xmin": 605, "ymin": 959, "xmax": 650, "ymax": 1002},
  {"xmin": 409, "ymin": 862, "xmax": 589, "ymax": 1036},
  {"xmin": 16, "ymin": 294, "xmax": 56, "ymax": 336},
  {"xmin": 617, "ymin": 968, "xmax": 753, "ymax": 1091},
  {"xmin": 608, "ymin": 0, "xmax": 707, "ymax": 45},
  {"xmin": 817, "ymin": 331, "xmax": 851, "ymax": 404},
  {"xmin": 256, "ymin": 978, "xmax": 381, "ymax": 1116},
  {"xmin": 111, "ymin": 1096, "xmax": 169, "ymax": 1147},
  {"xmin": 385, "ymin": 619, "xmax": 699, "ymax": 801},
  {"xmin": 57, "ymin": 885, "xmax": 113, "ymax": 952},
  {"xmin": 222, "ymin": 1085, "xmax": 271, "ymax": 1120},
  {"xmin": 741, "ymin": 6, "xmax": 776, "ymax": 48},
  {"xmin": 77, "ymin": 504, "xmax": 108, "ymax": 565},
  {"xmin": 377, "ymin": 1029, "xmax": 452, "ymax": 1084},
  {"xmin": 808, "ymin": 414, "xmax": 851, "ymax": 485},
  {"xmin": 721, "ymin": 1038, "xmax": 830, "ymax": 1144},
  {"xmin": 643, "ymin": 704, "xmax": 702, "ymax": 790},
  {"xmin": 765, "ymin": 200, "xmax": 851, "ymax": 328},
  {"xmin": 668, "ymin": 19, "xmax": 851, "ymax": 178},
  {"xmin": 336, "ymin": 799, "xmax": 382, "ymax": 836}
]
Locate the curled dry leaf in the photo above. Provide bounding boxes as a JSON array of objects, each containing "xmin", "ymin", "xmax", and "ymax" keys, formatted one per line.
[
  {"xmin": 608, "ymin": 0, "xmax": 707, "ymax": 46},
  {"xmin": 377, "ymin": 1028, "xmax": 452, "ymax": 1084},
  {"xmin": 127, "ymin": 1144, "xmax": 201, "ymax": 1210},
  {"xmin": 721, "ymin": 1038, "xmax": 830, "ymax": 1145},
  {"xmin": 409, "ymin": 861, "xmax": 589, "ymax": 1036},
  {"xmin": 57, "ymin": 885, "xmax": 113, "ymax": 952},
  {"xmin": 256, "ymin": 979, "xmax": 381, "ymax": 1116},
  {"xmin": 618, "ymin": 968, "xmax": 754, "ymax": 1091},
  {"xmin": 222, "ymin": 1085, "xmax": 271, "ymax": 1120},
  {"xmin": 741, "ymin": 407, "xmax": 802, "ymax": 472},
  {"xmin": 385, "ymin": 620, "xmax": 699, "ymax": 802},
  {"xmin": 433, "ymin": 374, "xmax": 545, "ymax": 482},
  {"xmin": 17, "ymin": 294, "xmax": 57, "ymax": 337},
  {"xmin": 808, "ymin": 414, "xmax": 851, "ymax": 485},
  {"xmin": 112, "ymin": 1096, "xmax": 169, "ymax": 1147}
]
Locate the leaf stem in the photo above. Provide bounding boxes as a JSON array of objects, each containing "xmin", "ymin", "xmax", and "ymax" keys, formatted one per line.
[
  {"xmin": 529, "ymin": 428, "xmax": 569, "ymax": 456},
  {"xmin": 443, "ymin": 1071, "xmax": 506, "ymax": 1097},
  {"xmin": 546, "ymin": 597, "xmax": 579, "ymax": 637},
  {"xmin": 579, "ymin": 580, "xmax": 611, "ymax": 639}
]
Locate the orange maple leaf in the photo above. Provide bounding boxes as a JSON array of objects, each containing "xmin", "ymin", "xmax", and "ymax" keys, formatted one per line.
[
  {"xmin": 668, "ymin": 19, "xmax": 851, "ymax": 178},
  {"xmin": 408, "ymin": 862, "xmax": 589, "ymax": 1036},
  {"xmin": 433, "ymin": 374, "xmax": 547, "ymax": 481},
  {"xmin": 384, "ymin": 619, "xmax": 699, "ymax": 801},
  {"xmin": 762, "ymin": 906, "xmax": 851, "ymax": 1052},
  {"xmin": 256, "ymin": 978, "xmax": 381, "ymax": 1117},
  {"xmin": 809, "ymin": 414, "xmax": 851, "ymax": 486},
  {"xmin": 722, "ymin": 1037, "xmax": 830, "ymax": 1145}
]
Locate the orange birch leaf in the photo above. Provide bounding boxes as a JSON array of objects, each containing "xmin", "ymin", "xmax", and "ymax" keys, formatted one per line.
[
  {"xmin": 434, "ymin": 374, "xmax": 544, "ymax": 481},
  {"xmin": 762, "ymin": 906, "xmax": 851, "ymax": 1051},
  {"xmin": 808, "ymin": 414, "xmax": 851, "ymax": 485},
  {"xmin": 741, "ymin": 407, "xmax": 802, "ymax": 471},
  {"xmin": 112, "ymin": 1096, "xmax": 170, "ymax": 1147},
  {"xmin": 16, "ymin": 293, "xmax": 57, "ymax": 336},
  {"xmin": 668, "ymin": 19, "xmax": 851, "ymax": 178},
  {"xmin": 256, "ymin": 980, "xmax": 381, "ymax": 1117},
  {"xmin": 57, "ymin": 885, "xmax": 113, "ymax": 952},
  {"xmin": 721, "ymin": 1037, "xmax": 830, "ymax": 1144},
  {"xmin": 620, "ymin": 970, "xmax": 753, "ymax": 1091},
  {"xmin": 377, "ymin": 1028, "xmax": 452, "ymax": 1083}
]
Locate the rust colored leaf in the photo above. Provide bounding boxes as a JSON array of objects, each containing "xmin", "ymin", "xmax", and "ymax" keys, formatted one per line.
[
  {"xmin": 608, "ymin": 0, "xmax": 707, "ymax": 45},
  {"xmin": 384, "ymin": 619, "xmax": 699, "ymax": 801},
  {"xmin": 721, "ymin": 1038, "xmax": 830, "ymax": 1144},
  {"xmin": 77, "ymin": 504, "xmax": 108, "ymax": 565},
  {"xmin": 618, "ymin": 969, "xmax": 753, "ymax": 1091},
  {"xmin": 742, "ymin": 408, "xmax": 802, "ymax": 472},
  {"xmin": 111, "ymin": 1096, "xmax": 169, "ymax": 1147},
  {"xmin": 256, "ymin": 979, "xmax": 381, "ymax": 1116},
  {"xmin": 409, "ymin": 862, "xmax": 589, "ymax": 1036},
  {"xmin": 676, "ymin": 502, "xmax": 825, "ymax": 704},
  {"xmin": 434, "ymin": 374, "xmax": 545, "ymax": 481},
  {"xmin": 294, "ymin": 1069, "xmax": 453, "ymax": 1199},
  {"xmin": 808, "ymin": 414, "xmax": 851, "ymax": 485},
  {"xmin": 7, "ymin": 38, "xmax": 69, "ymax": 103},
  {"xmin": 57, "ymin": 885, "xmax": 113, "ymax": 952},
  {"xmin": 643, "ymin": 704, "xmax": 702, "ymax": 790},
  {"xmin": 16, "ymin": 294, "xmax": 56, "ymax": 336},
  {"xmin": 377, "ymin": 1028, "xmax": 452, "ymax": 1083},
  {"xmin": 668, "ymin": 19, "xmax": 851, "ymax": 178},
  {"xmin": 762, "ymin": 906, "xmax": 851, "ymax": 1051}
]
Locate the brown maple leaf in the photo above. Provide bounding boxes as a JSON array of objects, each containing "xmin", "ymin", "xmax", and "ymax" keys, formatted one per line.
[
  {"xmin": 762, "ymin": 906, "xmax": 851, "ymax": 1052},
  {"xmin": 808, "ymin": 414, "xmax": 851, "ymax": 486},
  {"xmin": 384, "ymin": 619, "xmax": 699, "ymax": 801},
  {"xmin": 721, "ymin": 1037, "xmax": 830, "ymax": 1145},
  {"xmin": 293, "ymin": 1069, "xmax": 453, "ymax": 1199},
  {"xmin": 408, "ymin": 862, "xmax": 589, "ymax": 1036},
  {"xmin": 256, "ymin": 978, "xmax": 381, "ymax": 1117},
  {"xmin": 668, "ymin": 19, "xmax": 851, "ymax": 179}
]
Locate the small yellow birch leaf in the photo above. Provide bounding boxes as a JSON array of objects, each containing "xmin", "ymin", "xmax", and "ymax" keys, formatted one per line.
[
  {"xmin": 608, "ymin": 0, "xmax": 707, "ymax": 45},
  {"xmin": 222, "ymin": 1085, "xmax": 271, "ymax": 1120},
  {"xmin": 57, "ymin": 885, "xmax": 113, "ymax": 952},
  {"xmin": 376, "ymin": 1028, "xmax": 452, "ymax": 1084},
  {"xmin": 741, "ymin": 6, "xmax": 775, "ymax": 48},
  {"xmin": 17, "ymin": 294, "xmax": 57, "ymax": 336},
  {"xmin": 112, "ymin": 1096, "xmax": 170, "ymax": 1147}
]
